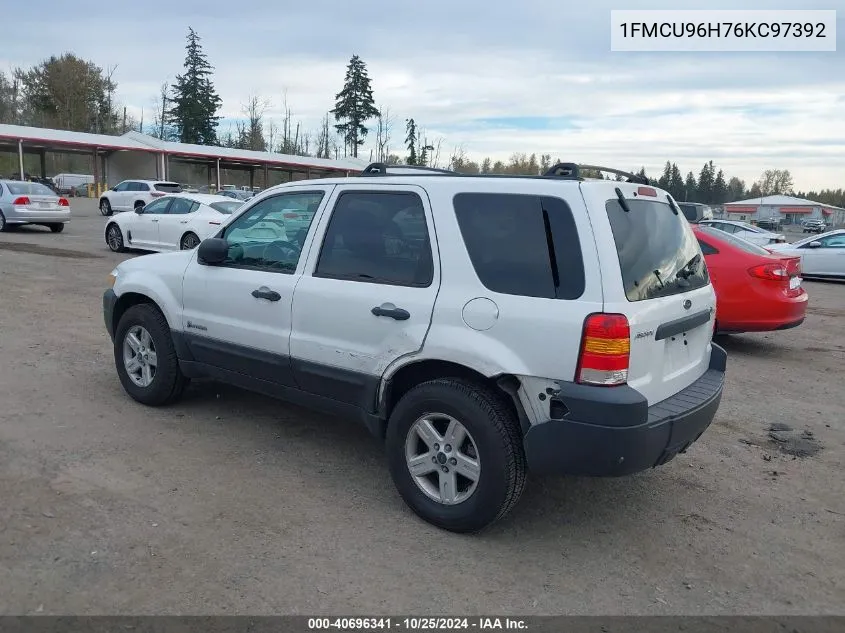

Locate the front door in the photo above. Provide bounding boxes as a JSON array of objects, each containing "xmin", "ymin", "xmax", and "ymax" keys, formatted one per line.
[
  {"xmin": 128, "ymin": 197, "xmax": 171, "ymax": 249},
  {"xmin": 110, "ymin": 181, "xmax": 131, "ymax": 211},
  {"xmin": 157, "ymin": 196, "xmax": 199, "ymax": 250},
  {"xmin": 180, "ymin": 186, "xmax": 334, "ymax": 387},
  {"xmin": 289, "ymin": 185, "xmax": 440, "ymax": 411}
]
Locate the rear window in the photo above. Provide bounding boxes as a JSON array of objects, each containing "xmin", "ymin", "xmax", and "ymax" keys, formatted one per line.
[
  {"xmin": 6, "ymin": 182, "xmax": 56, "ymax": 196},
  {"xmin": 155, "ymin": 182, "xmax": 183, "ymax": 193},
  {"xmin": 697, "ymin": 226, "xmax": 771, "ymax": 255},
  {"xmin": 605, "ymin": 198, "xmax": 709, "ymax": 302},
  {"xmin": 453, "ymin": 193, "xmax": 585, "ymax": 300},
  {"xmin": 210, "ymin": 200, "xmax": 243, "ymax": 214}
]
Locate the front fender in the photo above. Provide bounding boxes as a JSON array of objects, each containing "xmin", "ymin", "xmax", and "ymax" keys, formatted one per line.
[{"xmin": 114, "ymin": 274, "xmax": 183, "ymax": 332}]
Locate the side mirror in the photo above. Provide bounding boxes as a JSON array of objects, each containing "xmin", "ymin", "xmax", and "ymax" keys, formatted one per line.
[
  {"xmin": 808, "ymin": 241, "xmax": 822, "ymax": 248},
  {"xmin": 134, "ymin": 206, "xmax": 144, "ymax": 214},
  {"xmin": 197, "ymin": 238, "xmax": 229, "ymax": 265}
]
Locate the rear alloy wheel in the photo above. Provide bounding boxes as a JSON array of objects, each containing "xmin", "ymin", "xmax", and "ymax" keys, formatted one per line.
[
  {"xmin": 180, "ymin": 232, "xmax": 200, "ymax": 250},
  {"xmin": 114, "ymin": 304, "xmax": 188, "ymax": 406},
  {"xmin": 48, "ymin": 223, "xmax": 65, "ymax": 233},
  {"xmin": 386, "ymin": 378, "xmax": 527, "ymax": 533},
  {"xmin": 106, "ymin": 223, "xmax": 125, "ymax": 252},
  {"xmin": 100, "ymin": 199, "xmax": 112, "ymax": 216}
]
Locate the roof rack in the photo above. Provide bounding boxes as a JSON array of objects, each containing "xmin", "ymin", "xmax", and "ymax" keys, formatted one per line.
[
  {"xmin": 360, "ymin": 163, "xmax": 457, "ymax": 176},
  {"xmin": 544, "ymin": 163, "xmax": 650, "ymax": 185}
]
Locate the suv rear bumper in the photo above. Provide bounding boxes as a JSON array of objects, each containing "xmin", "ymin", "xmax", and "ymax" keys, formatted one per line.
[{"xmin": 523, "ymin": 344, "xmax": 727, "ymax": 476}]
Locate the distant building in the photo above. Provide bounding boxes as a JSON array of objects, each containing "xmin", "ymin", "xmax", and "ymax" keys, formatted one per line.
[{"xmin": 723, "ymin": 194, "xmax": 845, "ymax": 226}]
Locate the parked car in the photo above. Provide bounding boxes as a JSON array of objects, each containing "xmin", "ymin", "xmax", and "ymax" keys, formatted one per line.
[
  {"xmin": 801, "ymin": 219, "xmax": 827, "ymax": 234},
  {"xmin": 755, "ymin": 217, "xmax": 783, "ymax": 231},
  {"xmin": 53, "ymin": 173, "xmax": 94, "ymax": 194},
  {"xmin": 677, "ymin": 202, "xmax": 714, "ymax": 224},
  {"xmin": 692, "ymin": 225, "xmax": 807, "ymax": 333},
  {"xmin": 102, "ymin": 162, "xmax": 726, "ymax": 533},
  {"xmin": 699, "ymin": 219, "xmax": 786, "ymax": 246},
  {"xmin": 219, "ymin": 190, "xmax": 254, "ymax": 202},
  {"xmin": 768, "ymin": 229, "xmax": 845, "ymax": 280},
  {"xmin": 71, "ymin": 182, "xmax": 92, "ymax": 197},
  {"xmin": 99, "ymin": 180, "xmax": 183, "ymax": 216},
  {"xmin": 0, "ymin": 179, "xmax": 71, "ymax": 233},
  {"xmin": 104, "ymin": 193, "xmax": 243, "ymax": 253}
]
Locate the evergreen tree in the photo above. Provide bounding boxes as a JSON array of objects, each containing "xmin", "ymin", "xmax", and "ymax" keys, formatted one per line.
[
  {"xmin": 168, "ymin": 27, "xmax": 222, "ymax": 145},
  {"xmin": 331, "ymin": 55, "xmax": 379, "ymax": 158},
  {"xmin": 697, "ymin": 160, "xmax": 715, "ymax": 203},
  {"xmin": 405, "ymin": 118, "xmax": 418, "ymax": 165},
  {"xmin": 727, "ymin": 177, "xmax": 746, "ymax": 202},
  {"xmin": 658, "ymin": 161, "xmax": 672, "ymax": 191},
  {"xmin": 684, "ymin": 171, "xmax": 697, "ymax": 201},
  {"xmin": 481, "ymin": 157, "xmax": 492, "ymax": 174},
  {"xmin": 669, "ymin": 163, "xmax": 685, "ymax": 201},
  {"xmin": 712, "ymin": 169, "xmax": 728, "ymax": 204}
]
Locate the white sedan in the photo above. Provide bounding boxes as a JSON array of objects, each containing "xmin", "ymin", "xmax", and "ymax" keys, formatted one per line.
[
  {"xmin": 104, "ymin": 193, "xmax": 243, "ymax": 253},
  {"xmin": 768, "ymin": 229, "xmax": 845, "ymax": 279},
  {"xmin": 699, "ymin": 220, "xmax": 786, "ymax": 246}
]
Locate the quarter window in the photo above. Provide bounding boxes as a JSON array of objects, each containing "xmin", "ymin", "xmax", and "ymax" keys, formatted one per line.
[
  {"xmin": 453, "ymin": 192, "xmax": 585, "ymax": 299},
  {"xmin": 314, "ymin": 191, "xmax": 434, "ymax": 287}
]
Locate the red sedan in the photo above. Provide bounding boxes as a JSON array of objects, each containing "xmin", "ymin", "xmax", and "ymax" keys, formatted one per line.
[{"xmin": 692, "ymin": 225, "xmax": 808, "ymax": 334}]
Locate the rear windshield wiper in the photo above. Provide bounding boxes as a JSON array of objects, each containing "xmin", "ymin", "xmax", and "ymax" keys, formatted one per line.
[{"xmin": 675, "ymin": 253, "xmax": 702, "ymax": 280}]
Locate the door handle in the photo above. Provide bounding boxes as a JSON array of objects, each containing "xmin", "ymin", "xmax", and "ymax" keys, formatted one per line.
[
  {"xmin": 179, "ymin": 220, "xmax": 188, "ymax": 224},
  {"xmin": 252, "ymin": 287, "xmax": 281, "ymax": 302},
  {"xmin": 151, "ymin": 218, "xmax": 159, "ymax": 222},
  {"xmin": 371, "ymin": 303, "xmax": 410, "ymax": 320}
]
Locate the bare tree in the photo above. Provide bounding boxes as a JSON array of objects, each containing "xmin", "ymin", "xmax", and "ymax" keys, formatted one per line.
[
  {"xmin": 375, "ymin": 105, "xmax": 394, "ymax": 162},
  {"xmin": 265, "ymin": 119, "xmax": 279, "ymax": 152},
  {"xmin": 240, "ymin": 95, "xmax": 268, "ymax": 151},
  {"xmin": 431, "ymin": 138, "xmax": 443, "ymax": 169},
  {"xmin": 316, "ymin": 112, "xmax": 333, "ymax": 159},
  {"xmin": 151, "ymin": 81, "xmax": 171, "ymax": 140}
]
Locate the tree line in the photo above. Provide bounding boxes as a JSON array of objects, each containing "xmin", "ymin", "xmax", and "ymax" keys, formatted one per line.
[{"xmin": 1, "ymin": 26, "xmax": 842, "ymax": 207}]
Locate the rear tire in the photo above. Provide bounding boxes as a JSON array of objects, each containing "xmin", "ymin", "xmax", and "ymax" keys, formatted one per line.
[
  {"xmin": 0, "ymin": 211, "xmax": 6, "ymax": 232},
  {"xmin": 100, "ymin": 199, "xmax": 112, "ymax": 216},
  {"xmin": 114, "ymin": 304, "xmax": 188, "ymax": 406},
  {"xmin": 180, "ymin": 232, "xmax": 200, "ymax": 250},
  {"xmin": 48, "ymin": 223, "xmax": 65, "ymax": 233},
  {"xmin": 385, "ymin": 378, "xmax": 527, "ymax": 533}
]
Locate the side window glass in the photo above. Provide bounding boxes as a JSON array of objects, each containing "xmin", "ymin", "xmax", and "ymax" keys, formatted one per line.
[
  {"xmin": 314, "ymin": 191, "xmax": 434, "ymax": 287},
  {"xmin": 697, "ymin": 239, "xmax": 719, "ymax": 255},
  {"xmin": 141, "ymin": 198, "xmax": 171, "ymax": 214},
  {"xmin": 137, "ymin": 183, "xmax": 150, "ymax": 192},
  {"xmin": 114, "ymin": 182, "xmax": 128, "ymax": 192},
  {"xmin": 221, "ymin": 191, "xmax": 325, "ymax": 272},
  {"xmin": 821, "ymin": 235, "xmax": 845, "ymax": 248},
  {"xmin": 168, "ymin": 198, "xmax": 195, "ymax": 215},
  {"xmin": 453, "ymin": 192, "xmax": 585, "ymax": 299}
]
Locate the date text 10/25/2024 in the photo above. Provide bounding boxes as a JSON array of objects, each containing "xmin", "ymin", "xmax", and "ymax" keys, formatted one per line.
[{"xmin": 308, "ymin": 618, "xmax": 528, "ymax": 631}]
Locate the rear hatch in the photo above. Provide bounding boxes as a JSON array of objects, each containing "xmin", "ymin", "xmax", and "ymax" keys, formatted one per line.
[{"xmin": 580, "ymin": 181, "xmax": 716, "ymax": 405}]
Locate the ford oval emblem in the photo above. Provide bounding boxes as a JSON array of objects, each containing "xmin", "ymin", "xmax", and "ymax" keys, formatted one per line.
[{"xmin": 683, "ymin": 299, "xmax": 692, "ymax": 310}]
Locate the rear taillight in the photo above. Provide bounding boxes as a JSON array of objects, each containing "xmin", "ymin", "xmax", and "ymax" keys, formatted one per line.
[
  {"xmin": 12, "ymin": 196, "xmax": 30, "ymax": 205},
  {"xmin": 576, "ymin": 313, "xmax": 630, "ymax": 386},
  {"xmin": 748, "ymin": 262, "xmax": 789, "ymax": 281},
  {"xmin": 58, "ymin": 197, "xmax": 69, "ymax": 207}
]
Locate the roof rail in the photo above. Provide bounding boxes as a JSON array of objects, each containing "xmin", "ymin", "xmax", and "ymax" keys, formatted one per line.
[
  {"xmin": 360, "ymin": 162, "xmax": 457, "ymax": 176},
  {"xmin": 544, "ymin": 163, "xmax": 650, "ymax": 185}
]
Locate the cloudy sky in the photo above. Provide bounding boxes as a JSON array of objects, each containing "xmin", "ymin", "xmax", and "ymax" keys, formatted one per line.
[{"xmin": 2, "ymin": 0, "xmax": 844, "ymax": 190}]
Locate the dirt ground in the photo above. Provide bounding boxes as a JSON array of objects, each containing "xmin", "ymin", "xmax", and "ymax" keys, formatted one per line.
[{"xmin": 0, "ymin": 200, "xmax": 843, "ymax": 615}]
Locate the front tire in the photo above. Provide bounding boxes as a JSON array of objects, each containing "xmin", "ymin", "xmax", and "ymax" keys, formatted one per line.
[
  {"xmin": 385, "ymin": 379, "xmax": 527, "ymax": 533},
  {"xmin": 114, "ymin": 304, "xmax": 188, "ymax": 406},
  {"xmin": 100, "ymin": 199, "xmax": 112, "ymax": 216},
  {"xmin": 106, "ymin": 223, "xmax": 126, "ymax": 252}
]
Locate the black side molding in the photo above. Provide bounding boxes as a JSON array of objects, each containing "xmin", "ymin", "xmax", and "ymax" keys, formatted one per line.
[{"xmin": 655, "ymin": 309, "xmax": 712, "ymax": 341}]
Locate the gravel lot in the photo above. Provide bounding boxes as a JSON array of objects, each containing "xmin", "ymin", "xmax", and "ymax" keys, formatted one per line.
[{"xmin": 1, "ymin": 200, "xmax": 843, "ymax": 615}]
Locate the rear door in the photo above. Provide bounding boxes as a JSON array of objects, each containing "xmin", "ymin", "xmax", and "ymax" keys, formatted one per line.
[
  {"xmin": 289, "ymin": 185, "xmax": 440, "ymax": 410},
  {"xmin": 581, "ymin": 182, "xmax": 716, "ymax": 406}
]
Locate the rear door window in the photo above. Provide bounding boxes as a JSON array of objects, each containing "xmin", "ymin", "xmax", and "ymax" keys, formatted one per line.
[
  {"xmin": 605, "ymin": 198, "xmax": 709, "ymax": 302},
  {"xmin": 453, "ymin": 193, "xmax": 585, "ymax": 299},
  {"xmin": 155, "ymin": 182, "xmax": 183, "ymax": 193}
]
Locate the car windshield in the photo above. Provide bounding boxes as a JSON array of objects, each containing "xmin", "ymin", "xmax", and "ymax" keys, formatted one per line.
[
  {"xmin": 6, "ymin": 182, "xmax": 57, "ymax": 196},
  {"xmin": 210, "ymin": 201, "xmax": 243, "ymax": 214},
  {"xmin": 697, "ymin": 226, "xmax": 771, "ymax": 255}
]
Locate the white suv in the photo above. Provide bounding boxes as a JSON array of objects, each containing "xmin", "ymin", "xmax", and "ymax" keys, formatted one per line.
[
  {"xmin": 103, "ymin": 162, "xmax": 727, "ymax": 533},
  {"xmin": 99, "ymin": 180, "xmax": 183, "ymax": 216}
]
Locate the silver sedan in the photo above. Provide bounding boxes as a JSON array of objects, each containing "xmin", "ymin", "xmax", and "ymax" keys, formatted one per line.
[
  {"xmin": 769, "ymin": 229, "xmax": 845, "ymax": 279},
  {"xmin": 0, "ymin": 180, "xmax": 72, "ymax": 233}
]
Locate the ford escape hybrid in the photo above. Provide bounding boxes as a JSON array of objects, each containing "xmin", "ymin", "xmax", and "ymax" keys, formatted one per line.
[{"xmin": 103, "ymin": 162, "xmax": 727, "ymax": 533}]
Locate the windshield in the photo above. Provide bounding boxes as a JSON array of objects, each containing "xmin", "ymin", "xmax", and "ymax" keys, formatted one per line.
[
  {"xmin": 697, "ymin": 226, "xmax": 771, "ymax": 256},
  {"xmin": 210, "ymin": 200, "xmax": 243, "ymax": 214},
  {"xmin": 6, "ymin": 182, "xmax": 57, "ymax": 196},
  {"xmin": 605, "ymin": 198, "xmax": 709, "ymax": 302}
]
